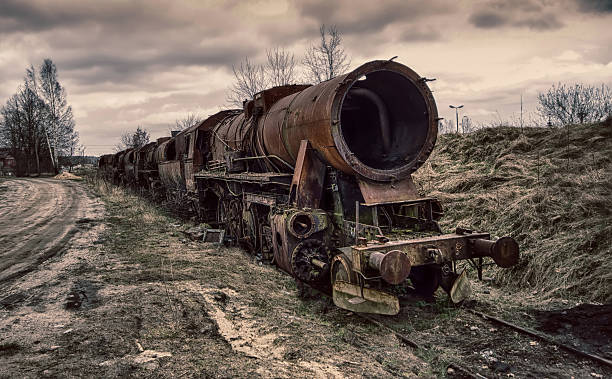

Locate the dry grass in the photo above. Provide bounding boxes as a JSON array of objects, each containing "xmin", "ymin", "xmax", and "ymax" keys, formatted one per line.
[{"xmin": 414, "ymin": 121, "xmax": 612, "ymax": 303}]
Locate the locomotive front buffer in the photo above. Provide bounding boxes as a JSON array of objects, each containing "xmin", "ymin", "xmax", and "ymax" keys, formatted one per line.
[{"xmin": 329, "ymin": 201, "xmax": 520, "ymax": 315}]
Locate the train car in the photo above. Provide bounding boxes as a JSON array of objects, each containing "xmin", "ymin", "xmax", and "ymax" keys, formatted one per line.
[
  {"xmin": 121, "ymin": 148, "xmax": 137, "ymax": 186},
  {"xmin": 134, "ymin": 139, "xmax": 168, "ymax": 189},
  {"xmin": 192, "ymin": 60, "xmax": 520, "ymax": 315},
  {"xmin": 98, "ymin": 154, "xmax": 114, "ymax": 180},
  {"xmin": 111, "ymin": 151, "xmax": 126, "ymax": 184}
]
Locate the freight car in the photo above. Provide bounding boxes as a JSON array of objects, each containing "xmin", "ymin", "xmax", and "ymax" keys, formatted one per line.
[{"xmin": 105, "ymin": 60, "xmax": 520, "ymax": 315}]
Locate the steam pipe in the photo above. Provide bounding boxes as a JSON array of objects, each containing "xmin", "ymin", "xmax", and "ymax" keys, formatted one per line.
[{"xmin": 348, "ymin": 88, "xmax": 391, "ymax": 153}]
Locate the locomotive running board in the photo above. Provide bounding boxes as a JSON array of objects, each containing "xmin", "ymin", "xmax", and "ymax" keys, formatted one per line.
[{"xmin": 332, "ymin": 281, "xmax": 400, "ymax": 315}]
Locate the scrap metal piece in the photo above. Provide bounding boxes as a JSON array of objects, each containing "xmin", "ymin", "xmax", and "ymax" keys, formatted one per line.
[
  {"xmin": 289, "ymin": 140, "xmax": 326, "ymax": 208},
  {"xmin": 449, "ymin": 269, "xmax": 471, "ymax": 303},
  {"xmin": 202, "ymin": 229, "xmax": 225, "ymax": 243},
  {"xmin": 332, "ymin": 281, "xmax": 400, "ymax": 315}
]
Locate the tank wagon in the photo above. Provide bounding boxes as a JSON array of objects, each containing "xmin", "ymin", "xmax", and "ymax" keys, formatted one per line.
[{"xmin": 106, "ymin": 60, "xmax": 520, "ymax": 315}]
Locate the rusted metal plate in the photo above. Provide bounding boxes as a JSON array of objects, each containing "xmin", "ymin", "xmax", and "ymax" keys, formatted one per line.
[
  {"xmin": 358, "ymin": 177, "xmax": 419, "ymax": 205},
  {"xmin": 290, "ymin": 140, "xmax": 326, "ymax": 208},
  {"xmin": 244, "ymin": 192, "xmax": 278, "ymax": 207},
  {"xmin": 184, "ymin": 158, "xmax": 195, "ymax": 192},
  {"xmin": 271, "ymin": 213, "xmax": 292, "ymax": 275},
  {"xmin": 195, "ymin": 171, "xmax": 292, "ymax": 186},
  {"xmin": 332, "ymin": 281, "xmax": 400, "ymax": 315},
  {"xmin": 203, "ymin": 229, "xmax": 225, "ymax": 243},
  {"xmin": 158, "ymin": 160, "xmax": 184, "ymax": 190}
]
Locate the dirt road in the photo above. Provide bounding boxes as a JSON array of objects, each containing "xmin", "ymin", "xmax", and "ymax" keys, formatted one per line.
[{"xmin": 0, "ymin": 178, "xmax": 95, "ymax": 285}]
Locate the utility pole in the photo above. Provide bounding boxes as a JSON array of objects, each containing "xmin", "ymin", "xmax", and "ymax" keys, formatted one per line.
[{"xmin": 449, "ymin": 104, "xmax": 464, "ymax": 133}]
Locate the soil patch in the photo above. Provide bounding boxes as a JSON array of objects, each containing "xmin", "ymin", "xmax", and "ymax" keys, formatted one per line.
[{"xmin": 534, "ymin": 303, "xmax": 612, "ymax": 356}]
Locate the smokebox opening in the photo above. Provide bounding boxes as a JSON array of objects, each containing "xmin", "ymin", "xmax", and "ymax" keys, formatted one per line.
[{"xmin": 340, "ymin": 70, "xmax": 429, "ymax": 171}]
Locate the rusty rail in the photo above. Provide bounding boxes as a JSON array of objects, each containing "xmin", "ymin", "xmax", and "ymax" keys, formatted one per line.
[
  {"xmin": 466, "ymin": 309, "xmax": 612, "ymax": 368},
  {"xmin": 357, "ymin": 314, "xmax": 421, "ymax": 349}
]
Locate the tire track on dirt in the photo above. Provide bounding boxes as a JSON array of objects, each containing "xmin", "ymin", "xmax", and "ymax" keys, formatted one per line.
[{"xmin": 0, "ymin": 178, "xmax": 90, "ymax": 286}]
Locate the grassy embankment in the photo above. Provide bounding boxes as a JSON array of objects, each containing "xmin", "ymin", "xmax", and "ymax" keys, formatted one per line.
[{"xmin": 414, "ymin": 120, "xmax": 612, "ymax": 303}]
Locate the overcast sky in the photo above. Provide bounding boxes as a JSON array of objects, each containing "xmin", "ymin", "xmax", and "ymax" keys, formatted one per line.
[{"xmin": 1, "ymin": 0, "xmax": 611, "ymax": 155}]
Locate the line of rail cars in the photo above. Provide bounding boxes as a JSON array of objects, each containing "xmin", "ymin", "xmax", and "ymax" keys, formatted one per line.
[{"xmin": 99, "ymin": 60, "xmax": 520, "ymax": 315}]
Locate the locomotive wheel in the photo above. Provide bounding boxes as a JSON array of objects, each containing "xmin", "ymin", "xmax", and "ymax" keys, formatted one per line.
[
  {"xmin": 259, "ymin": 222, "xmax": 273, "ymax": 262},
  {"xmin": 291, "ymin": 239, "xmax": 330, "ymax": 282},
  {"xmin": 330, "ymin": 253, "xmax": 357, "ymax": 285},
  {"xmin": 243, "ymin": 207, "xmax": 259, "ymax": 254},
  {"xmin": 225, "ymin": 198, "xmax": 243, "ymax": 246},
  {"xmin": 408, "ymin": 265, "xmax": 441, "ymax": 300}
]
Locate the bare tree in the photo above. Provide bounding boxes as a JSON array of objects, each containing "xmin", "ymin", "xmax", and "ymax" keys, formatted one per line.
[
  {"xmin": 65, "ymin": 130, "xmax": 80, "ymax": 172},
  {"xmin": 461, "ymin": 116, "xmax": 473, "ymax": 133},
  {"xmin": 226, "ymin": 57, "xmax": 266, "ymax": 107},
  {"xmin": 116, "ymin": 126, "xmax": 150, "ymax": 151},
  {"xmin": 173, "ymin": 112, "xmax": 203, "ymax": 132},
  {"xmin": 266, "ymin": 47, "xmax": 297, "ymax": 87},
  {"xmin": 226, "ymin": 47, "xmax": 299, "ymax": 107},
  {"xmin": 0, "ymin": 62, "xmax": 71, "ymax": 175},
  {"xmin": 303, "ymin": 24, "xmax": 350, "ymax": 83},
  {"xmin": 38, "ymin": 59, "xmax": 75, "ymax": 172},
  {"xmin": 538, "ymin": 83, "xmax": 612, "ymax": 126}
]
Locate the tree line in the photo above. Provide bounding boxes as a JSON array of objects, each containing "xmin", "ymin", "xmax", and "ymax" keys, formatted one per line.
[
  {"xmin": 537, "ymin": 83, "xmax": 611, "ymax": 126},
  {"xmin": 0, "ymin": 59, "xmax": 77, "ymax": 175}
]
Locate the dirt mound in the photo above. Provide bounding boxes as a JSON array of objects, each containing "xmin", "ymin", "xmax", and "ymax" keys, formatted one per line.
[
  {"xmin": 414, "ymin": 121, "xmax": 612, "ymax": 302},
  {"xmin": 54, "ymin": 172, "xmax": 82, "ymax": 180}
]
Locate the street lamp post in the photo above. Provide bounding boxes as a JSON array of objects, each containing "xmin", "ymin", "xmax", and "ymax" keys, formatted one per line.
[{"xmin": 449, "ymin": 104, "xmax": 464, "ymax": 133}]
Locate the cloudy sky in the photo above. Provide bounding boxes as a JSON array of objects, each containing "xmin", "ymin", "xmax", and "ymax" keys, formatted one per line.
[{"xmin": 1, "ymin": 0, "xmax": 611, "ymax": 155}]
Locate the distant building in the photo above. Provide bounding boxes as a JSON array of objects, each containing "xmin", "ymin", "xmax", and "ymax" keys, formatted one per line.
[
  {"xmin": 0, "ymin": 147, "xmax": 54, "ymax": 176},
  {"xmin": 0, "ymin": 148, "xmax": 16, "ymax": 176}
]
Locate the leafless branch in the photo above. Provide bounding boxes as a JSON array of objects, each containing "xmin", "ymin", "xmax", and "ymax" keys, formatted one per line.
[
  {"xmin": 266, "ymin": 47, "xmax": 297, "ymax": 87},
  {"xmin": 303, "ymin": 24, "xmax": 350, "ymax": 83},
  {"xmin": 226, "ymin": 57, "xmax": 266, "ymax": 107}
]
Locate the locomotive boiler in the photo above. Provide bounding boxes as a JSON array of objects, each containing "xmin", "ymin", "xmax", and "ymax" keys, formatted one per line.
[{"xmin": 103, "ymin": 60, "xmax": 520, "ymax": 315}]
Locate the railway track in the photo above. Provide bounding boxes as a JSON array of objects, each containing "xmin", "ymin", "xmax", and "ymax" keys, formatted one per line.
[{"xmin": 359, "ymin": 304, "xmax": 611, "ymax": 378}]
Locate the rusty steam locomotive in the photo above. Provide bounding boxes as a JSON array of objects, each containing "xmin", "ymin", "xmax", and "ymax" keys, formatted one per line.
[{"xmin": 99, "ymin": 60, "xmax": 519, "ymax": 315}]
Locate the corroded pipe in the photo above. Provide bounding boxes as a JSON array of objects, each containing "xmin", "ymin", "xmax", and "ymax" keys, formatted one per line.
[{"xmin": 470, "ymin": 237, "xmax": 520, "ymax": 268}]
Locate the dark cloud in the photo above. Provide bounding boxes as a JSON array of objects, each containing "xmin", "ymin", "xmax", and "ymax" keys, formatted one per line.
[
  {"xmin": 468, "ymin": 0, "xmax": 564, "ymax": 30},
  {"xmin": 397, "ymin": 26, "xmax": 443, "ymax": 42},
  {"xmin": 576, "ymin": 0, "xmax": 612, "ymax": 12},
  {"xmin": 514, "ymin": 14, "xmax": 564, "ymax": 30},
  {"xmin": 295, "ymin": 0, "xmax": 452, "ymax": 36},
  {"xmin": 60, "ymin": 42, "xmax": 257, "ymax": 86},
  {"xmin": 469, "ymin": 11, "xmax": 509, "ymax": 28},
  {"xmin": 0, "ymin": 0, "xmax": 197, "ymax": 35}
]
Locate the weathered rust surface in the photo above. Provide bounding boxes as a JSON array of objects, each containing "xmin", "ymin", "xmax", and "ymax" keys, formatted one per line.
[
  {"xmin": 358, "ymin": 177, "xmax": 419, "ymax": 205},
  {"xmin": 368, "ymin": 250, "xmax": 411, "ymax": 285},
  {"xmin": 332, "ymin": 280, "xmax": 400, "ymax": 315},
  {"xmin": 471, "ymin": 236, "xmax": 519, "ymax": 268},
  {"xmin": 352, "ymin": 232, "xmax": 492, "ymax": 267},
  {"xmin": 289, "ymin": 140, "xmax": 326, "ymax": 208},
  {"xmin": 257, "ymin": 60, "xmax": 439, "ymax": 182},
  {"xmin": 204, "ymin": 61, "xmax": 438, "ymax": 185}
]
